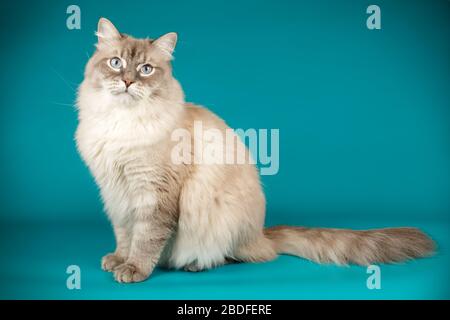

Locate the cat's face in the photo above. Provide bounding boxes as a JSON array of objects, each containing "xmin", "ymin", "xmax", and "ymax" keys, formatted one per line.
[{"xmin": 84, "ymin": 18, "xmax": 178, "ymax": 105}]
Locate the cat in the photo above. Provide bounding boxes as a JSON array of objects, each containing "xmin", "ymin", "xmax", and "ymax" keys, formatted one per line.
[{"xmin": 75, "ymin": 18, "xmax": 435, "ymax": 283}]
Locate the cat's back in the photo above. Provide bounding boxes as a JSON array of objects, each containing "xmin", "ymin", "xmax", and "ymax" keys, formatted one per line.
[{"xmin": 182, "ymin": 102, "xmax": 229, "ymax": 132}]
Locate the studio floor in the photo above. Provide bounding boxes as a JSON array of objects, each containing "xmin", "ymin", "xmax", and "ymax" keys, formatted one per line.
[{"xmin": 1, "ymin": 216, "xmax": 448, "ymax": 300}]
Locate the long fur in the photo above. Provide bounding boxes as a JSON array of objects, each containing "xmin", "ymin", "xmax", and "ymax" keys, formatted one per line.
[
  {"xmin": 265, "ymin": 226, "xmax": 435, "ymax": 265},
  {"xmin": 76, "ymin": 18, "xmax": 435, "ymax": 283}
]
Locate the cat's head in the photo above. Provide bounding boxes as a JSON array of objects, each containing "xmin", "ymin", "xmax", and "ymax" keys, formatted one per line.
[{"xmin": 81, "ymin": 18, "xmax": 183, "ymax": 107}]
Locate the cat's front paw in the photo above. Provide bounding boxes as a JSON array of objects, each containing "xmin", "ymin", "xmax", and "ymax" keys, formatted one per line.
[
  {"xmin": 113, "ymin": 262, "xmax": 148, "ymax": 283},
  {"xmin": 101, "ymin": 253, "xmax": 124, "ymax": 272}
]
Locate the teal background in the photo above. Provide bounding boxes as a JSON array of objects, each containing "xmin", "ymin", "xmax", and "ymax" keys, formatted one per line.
[{"xmin": 0, "ymin": 0, "xmax": 449, "ymax": 299}]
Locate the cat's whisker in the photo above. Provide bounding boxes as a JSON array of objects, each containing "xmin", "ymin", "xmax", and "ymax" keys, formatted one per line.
[
  {"xmin": 50, "ymin": 101, "xmax": 75, "ymax": 107},
  {"xmin": 50, "ymin": 101, "xmax": 77, "ymax": 112},
  {"xmin": 50, "ymin": 67, "xmax": 77, "ymax": 92}
]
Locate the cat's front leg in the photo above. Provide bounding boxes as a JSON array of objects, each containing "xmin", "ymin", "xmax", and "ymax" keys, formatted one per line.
[
  {"xmin": 102, "ymin": 225, "xmax": 131, "ymax": 272},
  {"xmin": 113, "ymin": 206, "xmax": 176, "ymax": 283}
]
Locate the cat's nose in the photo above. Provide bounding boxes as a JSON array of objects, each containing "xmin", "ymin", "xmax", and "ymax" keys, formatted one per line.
[{"xmin": 123, "ymin": 79, "xmax": 134, "ymax": 88}]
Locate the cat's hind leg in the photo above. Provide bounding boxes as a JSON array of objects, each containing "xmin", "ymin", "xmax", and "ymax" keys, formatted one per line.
[
  {"xmin": 232, "ymin": 236, "xmax": 278, "ymax": 263},
  {"xmin": 183, "ymin": 258, "xmax": 237, "ymax": 272}
]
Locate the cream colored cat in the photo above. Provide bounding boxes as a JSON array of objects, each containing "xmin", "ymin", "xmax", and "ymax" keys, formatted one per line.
[{"xmin": 75, "ymin": 18, "xmax": 435, "ymax": 283}]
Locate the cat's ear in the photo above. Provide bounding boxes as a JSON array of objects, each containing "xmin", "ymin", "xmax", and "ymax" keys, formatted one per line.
[
  {"xmin": 152, "ymin": 32, "xmax": 178, "ymax": 60},
  {"xmin": 96, "ymin": 18, "xmax": 121, "ymax": 45}
]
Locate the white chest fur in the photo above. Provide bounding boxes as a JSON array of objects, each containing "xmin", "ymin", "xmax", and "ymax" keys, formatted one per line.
[
  {"xmin": 75, "ymin": 87, "xmax": 181, "ymax": 225},
  {"xmin": 76, "ymin": 121, "xmax": 156, "ymax": 224}
]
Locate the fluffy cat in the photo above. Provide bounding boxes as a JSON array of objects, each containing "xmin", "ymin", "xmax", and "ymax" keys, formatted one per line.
[{"xmin": 75, "ymin": 18, "xmax": 435, "ymax": 283}]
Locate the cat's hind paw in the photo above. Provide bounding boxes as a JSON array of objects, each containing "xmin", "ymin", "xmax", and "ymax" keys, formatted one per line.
[{"xmin": 183, "ymin": 262, "xmax": 204, "ymax": 272}]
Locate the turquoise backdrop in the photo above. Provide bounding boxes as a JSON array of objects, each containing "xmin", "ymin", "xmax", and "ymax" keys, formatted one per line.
[{"xmin": 0, "ymin": 0, "xmax": 449, "ymax": 299}]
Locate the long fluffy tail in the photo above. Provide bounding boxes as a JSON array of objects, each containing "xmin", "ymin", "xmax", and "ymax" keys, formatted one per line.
[{"xmin": 264, "ymin": 226, "xmax": 435, "ymax": 265}]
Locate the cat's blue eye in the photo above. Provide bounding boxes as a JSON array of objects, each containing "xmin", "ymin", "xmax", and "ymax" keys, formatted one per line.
[
  {"xmin": 109, "ymin": 57, "xmax": 122, "ymax": 70},
  {"xmin": 140, "ymin": 64, "xmax": 153, "ymax": 76}
]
